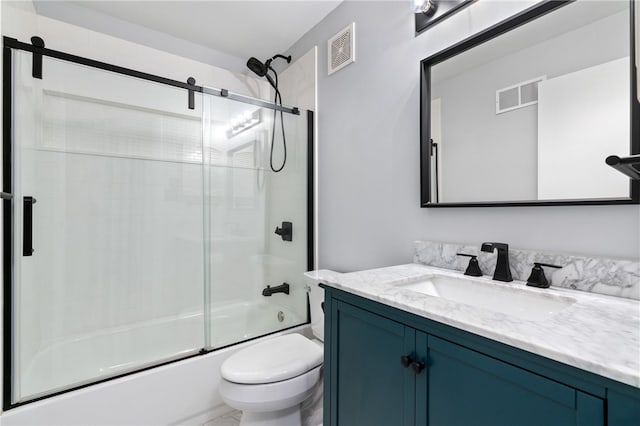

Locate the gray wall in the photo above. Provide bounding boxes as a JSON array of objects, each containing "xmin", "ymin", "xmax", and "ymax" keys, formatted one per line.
[
  {"xmin": 284, "ymin": 0, "xmax": 640, "ymax": 272},
  {"xmin": 433, "ymin": 9, "xmax": 629, "ymax": 202}
]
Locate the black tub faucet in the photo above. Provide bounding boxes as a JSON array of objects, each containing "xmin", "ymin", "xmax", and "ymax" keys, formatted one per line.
[
  {"xmin": 481, "ymin": 242, "xmax": 513, "ymax": 282},
  {"xmin": 262, "ymin": 283, "xmax": 290, "ymax": 296}
]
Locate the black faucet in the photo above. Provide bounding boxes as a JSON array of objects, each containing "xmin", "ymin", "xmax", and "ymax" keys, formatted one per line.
[
  {"xmin": 526, "ymin": 263, "xmax": 562, "ymax": 288},
  {"xmin": 480, "ymin": 242, "xmax": 513, "ymax": 282},
  {"xmin": 262, "ymin": 282, "xmax": 290, "ymax": 296},
  {"xmin": 456, "ymin": 253, "xmax": 483, "ymax": 277}
]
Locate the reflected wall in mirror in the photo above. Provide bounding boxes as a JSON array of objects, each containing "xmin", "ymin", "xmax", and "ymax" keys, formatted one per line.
[{"xmin": 420, "ymin": 0, "xmax": 639, "ymax": 206}]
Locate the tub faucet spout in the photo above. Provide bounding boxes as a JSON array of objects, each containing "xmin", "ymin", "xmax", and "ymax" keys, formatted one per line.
[{"xmin": 262, "ymin": 283, "xmax": 290, "ymax": 296}]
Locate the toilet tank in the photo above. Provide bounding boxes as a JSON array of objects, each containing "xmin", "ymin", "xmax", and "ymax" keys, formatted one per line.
[
  {"xmin": 308, "ymin": 280, "xmax": 325, "ymax": 342},
  {"xmin": 305, "ymin": 270, "xmax": 341, "ymax": 342}
]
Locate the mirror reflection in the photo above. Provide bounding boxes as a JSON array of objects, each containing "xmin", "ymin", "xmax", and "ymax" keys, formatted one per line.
[{"xmin": 428, "ymin": 0, "xmax": 633, "ymax": 204}]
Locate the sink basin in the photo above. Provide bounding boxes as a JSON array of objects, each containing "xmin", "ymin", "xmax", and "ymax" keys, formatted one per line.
[{"xmin": 396, "ymin": 275, "xmax": 576, "ymax": 321}]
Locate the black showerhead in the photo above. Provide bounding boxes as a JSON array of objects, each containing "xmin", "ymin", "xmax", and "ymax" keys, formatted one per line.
[
  {"xmin": 247, "ymin": 54, "xmax": 292, "ymax": 78},
  {"xmin": 245, "ymin": 53, "xmax": 293, "ymax": 173},
  {"xmin": 247, "ymin": 57, "xmax": 268, "ymax": 77},
  {"xmin": 247, "ymin": 57, "xmax": 278, "ymax": 90}
]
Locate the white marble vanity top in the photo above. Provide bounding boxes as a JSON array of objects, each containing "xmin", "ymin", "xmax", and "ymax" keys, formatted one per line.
[{"xmin": 307, "ymin": 264, "xmax": 640, "ymax": 388}]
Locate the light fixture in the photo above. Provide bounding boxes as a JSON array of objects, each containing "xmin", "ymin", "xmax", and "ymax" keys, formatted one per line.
[
  {"xmin": 415, "ymin": 0, "xmax": 476, "ymax": 35},
  {"xmin": 414, "ymin": 0, "xmax": 437, "ymax": 16},
  {"xmin": 226, "ymin": 110, "xmax": 261, "ymax": 139}
]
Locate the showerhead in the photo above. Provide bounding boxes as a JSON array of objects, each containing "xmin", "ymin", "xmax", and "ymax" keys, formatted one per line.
[
  {"xmin": 246, "ymin": 54, "xmax": 292, "ymax": 78},
  {"xmin": 247, "ymin": 57, "xmax": 268, "ymax": 77},
  {"xmin": 246, "ymin": 53, "xmax": 292, "ymax": 173},
  {"xmin": 246, "ymin": 57, "xmax": 278, "ymax": 91}
]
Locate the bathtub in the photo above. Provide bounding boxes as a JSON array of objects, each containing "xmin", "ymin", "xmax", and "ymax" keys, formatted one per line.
[
  {"xmin": 4, "ymin": 300, "xmax": 307, "ymax": 425},
  {"xmin": 209, "ymin": 300, "xmax": 303, "ymax": 349}
]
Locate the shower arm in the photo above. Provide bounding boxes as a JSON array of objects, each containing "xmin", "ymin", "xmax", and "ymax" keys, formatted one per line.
[
  {"xmin": 270, "ymin": 54, "xmax": 291, "ymax": 63},
  {"xmin": 264, "ymin": 53, "xmax": 290, "ymax": 92}
]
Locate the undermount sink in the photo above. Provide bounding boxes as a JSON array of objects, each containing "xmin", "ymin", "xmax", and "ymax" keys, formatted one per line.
[{"xmin": 396, "ymin": 275, "xmax": 576, "ymax": 321}]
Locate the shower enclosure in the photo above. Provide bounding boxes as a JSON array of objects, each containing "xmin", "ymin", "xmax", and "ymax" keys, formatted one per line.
[{"xmin": 2, "ymin": 37, "xmax": 313, "ymax": 408}]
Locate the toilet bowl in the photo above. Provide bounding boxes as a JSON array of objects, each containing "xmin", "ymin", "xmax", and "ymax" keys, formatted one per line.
[{"xmin": 218, "ymin": 279, "xmax": 325, "ymax": 426}]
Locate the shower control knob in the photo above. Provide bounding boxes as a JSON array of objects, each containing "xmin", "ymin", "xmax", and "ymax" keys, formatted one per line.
[{"xmin": 274, "ymin": 221, "xmax": 292, "ymax": 241}]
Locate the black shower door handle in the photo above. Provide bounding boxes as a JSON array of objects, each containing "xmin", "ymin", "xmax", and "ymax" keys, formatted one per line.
[{"xmin": 23, "ymin": 196, "xmax": 36, "ymax": 256}]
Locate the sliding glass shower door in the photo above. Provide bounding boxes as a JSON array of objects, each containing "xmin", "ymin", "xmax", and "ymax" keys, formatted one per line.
[
  {"xmin": 202, "ymin": 93, "xmax": 311, "ymax": 350},
  {"xmin": 9, "ymin": 51, "xmax": 206, "ymax": 403},
  {"xmin": 4, "ymin": 41, "xmax": 313, "ymax": 407}
]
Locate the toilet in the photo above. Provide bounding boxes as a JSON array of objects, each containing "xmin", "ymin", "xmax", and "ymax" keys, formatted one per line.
[{"xmin": 219, "ymin": 279, "xmax": 325, "ymax": 426}]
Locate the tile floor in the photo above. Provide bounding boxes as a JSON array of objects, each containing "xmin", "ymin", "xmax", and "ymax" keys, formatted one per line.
[
  {"xmin": 205, "ymin": 376, "xmax": 323, "ymax": 426},
  {"xmin": 204, "ymin": 410, "xmax": 242, "ymax": 426}
]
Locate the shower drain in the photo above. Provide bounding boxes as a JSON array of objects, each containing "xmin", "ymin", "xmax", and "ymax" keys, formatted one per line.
[{"xmin": 277, "ymin": 311, "xmax": 285, "ymax": 322}]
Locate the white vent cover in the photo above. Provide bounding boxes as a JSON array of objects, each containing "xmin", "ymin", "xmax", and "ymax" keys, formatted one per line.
[
  {"xmin": 328, "ymin": 23, "xmax": 356, "ymax": 75},
  {"xmin": 496, "ymin": 76, "xmax": 546, "ymax": 114}
]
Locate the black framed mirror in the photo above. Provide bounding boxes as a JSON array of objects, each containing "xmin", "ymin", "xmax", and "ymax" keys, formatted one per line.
[{"xmin": 420, "ymin": 0, "xmax": 639, "ymax": 207}]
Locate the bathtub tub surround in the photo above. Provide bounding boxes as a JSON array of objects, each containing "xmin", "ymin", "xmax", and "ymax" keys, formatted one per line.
[
  {"xmin": 18, "ymin": 301, "xmax": 303, "ymax": 400},
  {"xmin": 0, "ymin": 324, "xmax": 313, "ymax": 426},
  {"xmin": 414, "ymin": 240, "xmax": 640, "ymax": 299},
  {"xmin": 320, "ymin": 265, "xmax": 640, "ymax": 425},
  {"xmin": 2, "ymin": 34, "xmax": 314, "ymax": 406}
]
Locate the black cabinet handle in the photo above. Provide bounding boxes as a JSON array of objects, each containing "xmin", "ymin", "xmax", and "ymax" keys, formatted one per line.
[
  {"xmin": 400, "ymin": 355, "xmax": 413, "ymax": 368},
  {"xmin": 402, "ymin": 355, "xmax": 425, "ymax": 374},
  {"xmin": 411, "ymin": 360, "xmax": 425, "ymax": 374},
  {"xmin": 23, "ymin": 196, "xmax": 36, "ymax": 256}
]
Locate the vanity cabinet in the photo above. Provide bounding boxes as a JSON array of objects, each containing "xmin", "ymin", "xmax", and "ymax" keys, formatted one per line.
[
  {"xmin": 421, "ymin": 335, "xmax": 602, "ymax": 426},
  {"xmin": 328, "ymin": 301, "xmax": 415, "ymax": 426},
  {"xmin": 323, "ymin": 286, "xmax": 640, "ymax": 426}
]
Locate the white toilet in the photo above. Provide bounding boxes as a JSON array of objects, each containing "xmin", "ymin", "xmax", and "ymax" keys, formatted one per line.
[{"xmin": 219, "ymin": 279, "xmax": 325, "ymax": 426}]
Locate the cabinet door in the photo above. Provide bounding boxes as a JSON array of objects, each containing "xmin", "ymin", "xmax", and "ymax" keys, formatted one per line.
[
  {"xmin": 607, "ymin": 389, "xmax": 640, "ymax": 426},
  {"xmin": 328, "ymin": 301, "xmax": 416, "ymax": 426},
  {"xmin": 422, "ymin": 336, "xmax": 604, "ymax": 426}
]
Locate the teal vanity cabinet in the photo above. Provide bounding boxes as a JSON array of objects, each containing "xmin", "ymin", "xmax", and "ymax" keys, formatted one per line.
[
  {"xmin": 420, "ymin": 335, "xmax": 602, "ymax": 426},
  {"xmin": 327, "ymin": 301, "xmax": 416, "ymax": 426},
  {"xmin": 322, "ymin": 286, "xmax": 640, "ymax": 426}
]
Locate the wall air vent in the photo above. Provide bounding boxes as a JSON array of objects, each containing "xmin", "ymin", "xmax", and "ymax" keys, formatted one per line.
[
  {"xmin": 328, "ymin": 23, "xmax": 356, "ymax": 75},
  {"xmin": 496, "ymin": 76, "xmax": 546, "ymax": 114}
]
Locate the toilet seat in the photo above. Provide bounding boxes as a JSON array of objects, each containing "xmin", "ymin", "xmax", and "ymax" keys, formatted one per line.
[
  {"xmin": 221, "ymin": 334, "xmax": 323, "ymax": 384},
  {"xmin": 218, "ymin": 278, "xmax": 326, "ymax": 425}
]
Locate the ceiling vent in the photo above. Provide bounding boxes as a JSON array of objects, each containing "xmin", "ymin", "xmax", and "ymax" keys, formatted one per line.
[
  {"xmin": 495, "ymin": 76, "xmax": 546, "ymax": 114},
  {"xmin": 328, "ymin": 23, "xmax": 356, "ymax": 75}
]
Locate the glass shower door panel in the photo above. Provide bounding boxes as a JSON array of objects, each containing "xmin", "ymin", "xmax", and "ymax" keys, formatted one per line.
[
  {"xmin": 203, "ymin": 93, "xmax": 309, "ymax": 349},
  {"xmin": 11, "ymin": 52, "xmax": 205, "ymax": 403},
  {"xmin": 261, "ymin": 111, "xmax": 310, "ymax": 333}
]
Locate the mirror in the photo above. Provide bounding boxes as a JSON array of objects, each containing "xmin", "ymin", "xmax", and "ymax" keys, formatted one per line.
[{"xmin": 420, "ymin": 0, "xmax": 639, "ymax": 206}]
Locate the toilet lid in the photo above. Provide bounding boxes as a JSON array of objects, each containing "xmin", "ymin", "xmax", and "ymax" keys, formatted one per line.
[{"xmin": 221, "ymin": 334, "xmax": 323, "ymax": 384}]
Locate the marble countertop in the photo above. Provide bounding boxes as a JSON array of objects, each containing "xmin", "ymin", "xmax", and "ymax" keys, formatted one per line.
[{"xmin": 306, "ymin": 264, "xmax": 640, "ymax": 388}]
